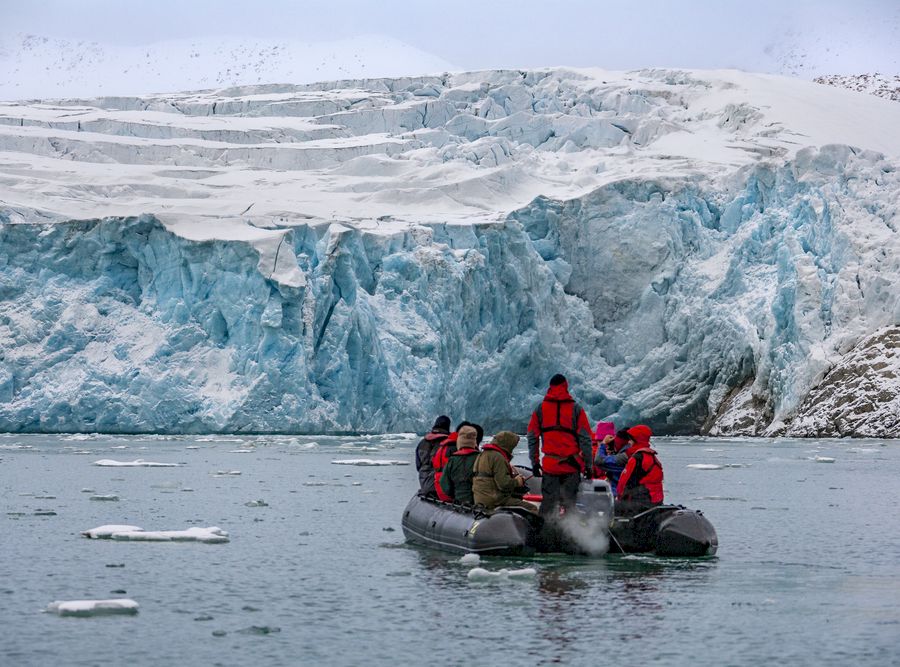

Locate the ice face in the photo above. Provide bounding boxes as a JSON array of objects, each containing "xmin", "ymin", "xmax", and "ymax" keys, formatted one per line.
[{"xmin": 1, "ymin": 69, "xmax": 898, "ymax": 436}]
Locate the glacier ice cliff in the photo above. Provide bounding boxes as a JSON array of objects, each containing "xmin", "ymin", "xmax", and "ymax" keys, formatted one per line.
[{"xmin": 0, "ymin": 68, "xmax": 898, "ymax": 435}]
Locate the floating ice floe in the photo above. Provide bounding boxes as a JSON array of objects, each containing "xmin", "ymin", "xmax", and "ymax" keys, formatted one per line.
[
  {"xmin": 814, "ymin": 456, "xmax": 836, "ymax": 463},
  {"xmin": 89, "ymin": 495, "xmax": 120, "ymax": 501},
  {"xmin": 244, "ymin": 499, "xmax": 268, "ymax": 507},
  {"xmin": 687, "ymin": 464, "xmax": 725, "ymax": 470},
  {"xmin": 229, "ymin": 449, "xmax": 255, "ymax": 453},
  {"xmin": 330, "ymin": 459, "xmax": 409, "ymax": 466},
  {"xmin": 46, "ymin": 599, "xmax": 139, "ymax": 617},
  {"xmin": 467, "ymin": 567, "xmax": 537, "ymax": 580},
  {"xmin": 212, "ymin": 470, "xmax": 241, "ymax": 476},
  {"xmin": 82, "ymin": 525, "xmax": 229, "ymax": 543},
  {"xmin": 93, "ymin": 459, "xmax": 180, "ymax": 467},
  {"xmin": 81, "ymin": 525, "xmax": 143, "ymax": 538},
  {"xmin": 460, "ymin": 553, "xmax": 481, "ymax": 565}
]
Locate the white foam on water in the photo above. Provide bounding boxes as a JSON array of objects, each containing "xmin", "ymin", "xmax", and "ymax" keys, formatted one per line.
[{"xmin": 46, "ymin": 599, "xmax": 139, "ymax": 617}]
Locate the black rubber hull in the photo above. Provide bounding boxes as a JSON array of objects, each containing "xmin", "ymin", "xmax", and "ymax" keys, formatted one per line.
[
  {"xmin": 609, "ymin": 506, "xmax": 718, "ymax": 557},
  {"xmin": 401, "ymin": 495, "xmax": 538, "ymax": 556},
  {"xmin": 402, "ymin": 496, "xmax": 718, "ymax": 558}
]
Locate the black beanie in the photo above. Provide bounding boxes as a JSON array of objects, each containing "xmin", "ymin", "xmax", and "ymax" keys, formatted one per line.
[
  {"xmin": 549, "ymin": 373, "xmax": 567, "ymax": 386},
  {"xmin": 432, "ymin": 415, "xmax": 451, "ymax": 431}
]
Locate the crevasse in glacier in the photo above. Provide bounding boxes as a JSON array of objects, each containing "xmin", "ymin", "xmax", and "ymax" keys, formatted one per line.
[{"xmin": 1, "ymin": 68, "xmax": 898, "ymax": 434}]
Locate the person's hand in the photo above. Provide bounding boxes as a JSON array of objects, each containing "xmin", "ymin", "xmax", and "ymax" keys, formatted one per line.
[
  {"xmin": 602, "ymin": 435, "xmax": 614, "ymax": 445},
  {"xmin": 531, "ymin": 462, "xmax": 542, "ymax": 477},
  {"xmin": 515, "ymin": 474, "xmax": 526, "ymax": 487}
]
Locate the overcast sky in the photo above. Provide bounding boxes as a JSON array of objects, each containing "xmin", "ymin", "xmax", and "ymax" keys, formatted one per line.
[{"xmin": 1, "ymin": 0, "xmax": 898, "ymax": 73}]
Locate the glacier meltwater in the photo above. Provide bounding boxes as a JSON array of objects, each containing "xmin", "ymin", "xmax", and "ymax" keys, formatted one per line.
[{"xmin": 0, "ymin": 68, "xmax": 898, "ymax": 436}]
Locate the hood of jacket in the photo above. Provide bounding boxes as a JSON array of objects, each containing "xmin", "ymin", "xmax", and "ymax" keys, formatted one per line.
[
  {"xmin": 545, "ymin": 382, "xmax": 574, "ymax": 402},
  {"xmin": 491, "ymin": 430, "xmax": 520, "ymax": 454},
  {"xmin": 456, "ymin": 425, "xmax": 478, "ymax": 450},
  {"xmin": 626, "ymin": 424, "xmax": 653, "ymax": 448}
]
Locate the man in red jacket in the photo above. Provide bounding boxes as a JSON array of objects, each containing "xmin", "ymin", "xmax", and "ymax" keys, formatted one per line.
[
  {"xmin": 616, "ymin": 424, "xmax": 664, "ymax": 515},
  {"xmin": 527, "ymin": 374, "xmax": 593, "ymax": 517}
]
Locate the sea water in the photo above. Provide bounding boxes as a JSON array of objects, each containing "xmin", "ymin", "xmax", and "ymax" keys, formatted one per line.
[{"xmin": 1, "ymin": 434, "xmax": 897, "ymax": 666}]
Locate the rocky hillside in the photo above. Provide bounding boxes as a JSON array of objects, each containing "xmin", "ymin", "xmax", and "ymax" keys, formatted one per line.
[{"xmin": 814, "ymin": 73, "xmax": 900, "ymax": 102}]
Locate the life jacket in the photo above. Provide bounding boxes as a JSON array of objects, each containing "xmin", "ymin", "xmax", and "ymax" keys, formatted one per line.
[
  {"xmin": 618, "ymin": 447, "xmax": 664, "ymax": 504},
  {"xmin": 432, "ymin": 433, "xmax": 457, "ymax": 501},
  {"xmin": 534, "ymin": 384, "xmax": 583, "ymax": 475}
]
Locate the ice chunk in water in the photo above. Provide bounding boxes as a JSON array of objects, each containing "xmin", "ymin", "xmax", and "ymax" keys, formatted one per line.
[
  {"xmin": 687, "ymin": 464, "xmax": 725, "ymax": 470},
  {"xmin": 460, "ymin": 553, "xmax": 480, "ymax": 565},
  {"xmin": 814, "ymin": 456, "xmax": 836, "ymax": 463},
  {"xmin": 93, "ymin": 459, "xmax": 180, "ymax": 467},
  {"xmin": 46, "ymin": 599, "xmax": 139, "ymax": 617},
  {"xmin": 467, "ymin": 567, "xmax": 537, "ymax": 580},
  {"xmin": 82, "ymin": 525, "xmax": 143, "ymax": 539},
  {"xmin": 330, "ymin": 459, "xmax": 409, "ymax": 466},
  {"xmin": 82, "ymin": 525, "xmax": 229, "ymax": 543}
]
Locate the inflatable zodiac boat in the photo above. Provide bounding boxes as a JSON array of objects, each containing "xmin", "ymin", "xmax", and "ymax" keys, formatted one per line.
[{"xmin": 401, "ymin": 478, "xmax": 717, "ymax": 557}]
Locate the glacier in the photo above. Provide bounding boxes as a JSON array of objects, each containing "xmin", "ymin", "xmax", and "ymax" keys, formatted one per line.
[{"xmin": 0, "ymin": 68, "xmax": 898, "ymax": 436}]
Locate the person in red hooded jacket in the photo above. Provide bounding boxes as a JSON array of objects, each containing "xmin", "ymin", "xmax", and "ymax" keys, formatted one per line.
[
  {"xmin": 527, "ymin": 374, "xmax": 593, "ymax": 517},
  {"xmin": 616, "ymin": 424, "xmax": 664, "ymax": 514}
]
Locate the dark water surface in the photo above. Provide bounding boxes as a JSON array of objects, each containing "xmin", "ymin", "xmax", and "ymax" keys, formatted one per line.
[{"xmin": 1, "ymin": 434, "xmax": 898, "ymax": 666}]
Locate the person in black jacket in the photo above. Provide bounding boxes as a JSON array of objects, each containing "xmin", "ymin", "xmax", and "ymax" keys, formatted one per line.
[{"xmin": 415, "ymin": 415, "xmax": 451, "ymax": 495}]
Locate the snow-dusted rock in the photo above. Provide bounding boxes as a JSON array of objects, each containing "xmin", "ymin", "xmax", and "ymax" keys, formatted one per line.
[{"xmin": 1, "ymin": 69, "xmax": 899, "ymax": 436}]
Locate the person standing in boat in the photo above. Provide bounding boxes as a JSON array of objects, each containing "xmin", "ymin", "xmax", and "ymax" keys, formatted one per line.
[
  {"xmin": 615, "ymin": 425, "xmax": 664, "ymax": 514},
  {"xmin": 438, "ymin": 424, "xmax": 480, "ymax": 504},
  {"xmin": 527, "ymin": 374, "xmax": 593, "ymax": 517},
  {"xmin": 472, "ymin": 431, "xmax": 539, "ymax": 514},
  {"xmin": 415, "ymin": 415, "xmax": 451, "ymax": 496}
]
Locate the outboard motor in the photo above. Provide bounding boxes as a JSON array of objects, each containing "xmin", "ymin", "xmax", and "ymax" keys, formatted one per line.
[{"xmin": 576, "ymin": 478, "xmax": 614, "ymax": 524}]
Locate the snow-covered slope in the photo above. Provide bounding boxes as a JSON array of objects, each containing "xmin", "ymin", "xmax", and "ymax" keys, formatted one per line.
[
  {"xmin": 1, "ymin": 68, "xmax": 898, "ymax": 436},
  {"xmin": 0, "ymin": 33, "xmax": 456, "ymax": 100}
]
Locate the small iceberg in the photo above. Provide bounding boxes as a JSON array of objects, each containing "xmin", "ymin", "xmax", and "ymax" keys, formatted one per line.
[
  {"xmin": 687, "ymin": 464, "xmax": 725, "ymax": 470},
  {"xmin": 82, "ymin": 525, "xmax": 229, "ymax": 543},
  {"xmin": 330, "ymin": 459, "xmax": 410, "ymax": 466},
  {"xmin": 467, "ymin": 567, "xmax": 537, "ymax": 580},
  {"xmin": 814, "ymin": 456, "xmax": 836, "ymax": 463},
  {"xmin": 93, "ymin": 459, "xmax": 180, "ymax": 467},
  {"xmin": 46, "ymin": 599, "xmax": 139, "ymax": 617}
]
